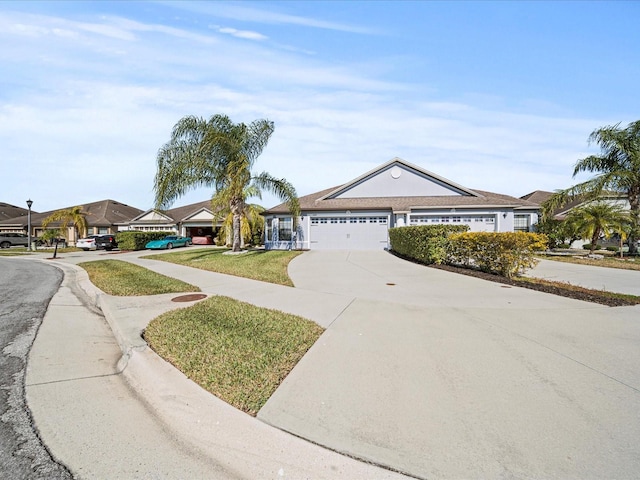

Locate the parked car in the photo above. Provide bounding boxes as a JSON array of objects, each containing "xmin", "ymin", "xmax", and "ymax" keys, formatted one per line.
[
  {"xmin": 0, "ymin": 232, "xmax": 29, "ymax": 248},
  {"xmin": 191, "ymin": 235, "xmax": 214, "ymax": 245},
  {"xmin": 96, "ymin": 234, "xmax": 118, "ymax": 251},
  {"xmin": 145, "ymin": 235, "xmax": 191, "ymax": 250},
  {"xmin": 76, "ymin": 235, "xmax": 100, "ymax": 251}
]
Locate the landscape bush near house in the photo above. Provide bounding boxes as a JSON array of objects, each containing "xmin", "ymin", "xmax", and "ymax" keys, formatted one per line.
[
  {"xmin": 446, "ymin": 232, "xmax": 548, "ymax": 278},
  {"xmin": 116, "ymin": 231, "xmax": 167, "ymax": 251},
  {"xmin": 389, "ymin": 226, "xmax": 548, "ymax": 278},
  {"xmin": 389, "ymin": 225, "xmax": 469, "ymax": 264}
]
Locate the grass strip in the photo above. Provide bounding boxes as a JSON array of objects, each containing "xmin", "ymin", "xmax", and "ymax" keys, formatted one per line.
[
  {"xmin": 514, "ymin": 276, "xmax": 640, "ymax": 306},
  {"xmin": 432, "ymin": 263, "xmax": 640, "ymax": 306},
  {"xmin": 144, "ymin": 295, "xmax": 324, "ymax": 416},
  {"xmin": 538, "ymin": 254, "xmax": 640, "ymax": 271},
  {"xmin": 78, "ymin": 259, "xmax": 200, "ymax": 296},
  {"xmin": 142, "ymin": 248, "xmax": 303, "ymax": 286}
]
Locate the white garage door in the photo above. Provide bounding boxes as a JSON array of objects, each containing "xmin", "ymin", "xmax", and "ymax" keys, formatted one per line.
[{"xmin": 309, "ymin": 215, "xmax": 389, "ymax": 250}]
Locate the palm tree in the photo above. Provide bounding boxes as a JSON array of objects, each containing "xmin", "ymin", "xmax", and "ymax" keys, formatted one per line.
[
  {"xmin": 217, "ymin": 201, "xmax": 265, "ymax": 247},
  {"xmin": 543, "ymin": 120, "xmax": 640, "ymax": 253},
  {"xmin": 564, "ymin": 202, "xmax": 629, "ymax": 254},
  {"xmin": 41, "ymin": 206, "xmax": 88, "ymax": 258},
  {"xmin": 153, "ymin": 114, "xmax": 299, "ymax": 252}
]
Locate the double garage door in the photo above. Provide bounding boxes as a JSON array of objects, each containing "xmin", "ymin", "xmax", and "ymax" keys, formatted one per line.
[{"xmin": 309, "ymin": 215, "xmax": 389, "ymax": 250}]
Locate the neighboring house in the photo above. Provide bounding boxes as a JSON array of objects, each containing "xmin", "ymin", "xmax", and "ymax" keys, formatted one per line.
[
  {"xmin": 522, "ymin": 190, "xmax": 632, "ymax": 249},
  {"xmin": 0, "ymin": 202, "xmax": 38, "ymax": 231},
  {"xmin": 521, "ymin": 190, "xmax": 631, "ymax": 221},
  {"xmin": 125, "ymin": 200, "xmax": 222, "ymax": 240},
  {"xmin": 263, "ymin": 158, "xmax": 541, "ymax": 250},
  {"xmin": 0, "ymin": 199, "xmax": 143, "ymax": 245}
]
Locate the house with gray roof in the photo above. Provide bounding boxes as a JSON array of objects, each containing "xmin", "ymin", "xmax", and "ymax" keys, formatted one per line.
[
  {"xmin": 0, "ymin": 202, "xmax": 38, "ymax": 231},
  {"xmin": 263, "ymin": 158, "xmax": 541, "ymax": 250},
  {"xmin": 0, "ymin": 199, "xmax": 143, "ymax": 245},
  {"xmin": 125, "ymin": 200, "xmax": 222, "ymax": 241}
]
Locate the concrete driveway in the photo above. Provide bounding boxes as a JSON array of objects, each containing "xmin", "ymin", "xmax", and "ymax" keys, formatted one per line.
[{"xmin": 258, "ymin": 251, "xmax": 640, "ymax": 479}]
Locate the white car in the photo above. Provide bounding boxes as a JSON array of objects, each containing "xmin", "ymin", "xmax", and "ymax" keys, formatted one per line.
[{"xmin": 76, "ymin": 236, "xmax": 99, "ymax": 251}]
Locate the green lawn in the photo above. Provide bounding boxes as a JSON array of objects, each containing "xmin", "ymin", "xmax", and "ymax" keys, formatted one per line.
[
  {"xmin": 78, "ymin": 259, "xmax": 200, "ymax": 296},
  {"xmin": 141, "ymin": 248, "xmax": 303, "ymax": 286},
  {"xmin": 78, "ymin": 255, "xmax": 322, "ymax": 415},
  {"xmin": 144, "ymin": 295, "xmax": 323, "ymax": 416}
]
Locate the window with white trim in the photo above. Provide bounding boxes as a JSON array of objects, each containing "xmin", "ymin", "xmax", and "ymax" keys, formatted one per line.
[{"xmin": 514, "ymin": 215, "xmax": 530, "ymax": 232}]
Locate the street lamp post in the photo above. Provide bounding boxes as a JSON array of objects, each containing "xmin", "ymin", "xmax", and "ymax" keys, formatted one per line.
[{"xmin": 26, "ymin": 199, "xmax": 33, "ymax": 251}]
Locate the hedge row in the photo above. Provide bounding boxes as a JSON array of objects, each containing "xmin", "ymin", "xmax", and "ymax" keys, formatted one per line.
[
  {"xmin": 116, "ymin": 231, "xmax": 168, "ymax": 251},
  {"xmin": 388, "ymin": 225, "xmax": 469, "ymax": 264},
  {"xmin": 447, "ymin": 232, "xmax": 548, "ymax": 278},
  {"xmin": 389, "ymin": 226, "xmax": 548, "ymax": 278}
]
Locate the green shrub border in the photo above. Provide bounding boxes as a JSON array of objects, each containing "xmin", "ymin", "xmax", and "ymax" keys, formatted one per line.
[
  {"xmin": 388, "ymin": 225, "xmax": 469, "ymax": 264},
  {"xmin": 389, "ymin": 226, "xmax": 548, "ymax": 278},
  {"xmin": 116, "ymin": 231, "xmax": 169, "ymax": 251}
]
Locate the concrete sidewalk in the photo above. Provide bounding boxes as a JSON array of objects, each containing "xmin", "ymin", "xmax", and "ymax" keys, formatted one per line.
[
  {"xmin": 527, "ymin": 257, "xmax": 640, "ymax": 296},
  {"xmin": 22, "ymin": 252, "xmax": 407, "ymax": 479},
  {"xmin": 22, "ymin": 248, "xmax": 640, "ymax": 479}
]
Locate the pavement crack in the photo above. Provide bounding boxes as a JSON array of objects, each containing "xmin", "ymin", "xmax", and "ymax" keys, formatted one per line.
[
  {"xmin": 471, "ymin": 313, "xmax": 640, "ymax": 394},
  {"xmin": 26, "ymin": 369, "xmax": 125, "ymax": 388},
  {"xmin": 327, "ymin": 297, "xmax": 357, "ymax": 327}
]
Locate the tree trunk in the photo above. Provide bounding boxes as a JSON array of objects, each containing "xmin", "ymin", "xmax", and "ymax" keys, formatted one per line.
[
  {"xmin": 590, "ymin": 229, "xmax": 600, "ymax": 254},
  {"xmin": 629, "ymin": 191, "xmax": 639, "ymax": 254},
  {"xmin": 230, "ymin": 196, "xmax": 244, "ymax": 252}
]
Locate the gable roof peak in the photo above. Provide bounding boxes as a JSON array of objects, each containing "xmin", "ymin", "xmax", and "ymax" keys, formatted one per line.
[{"xmin": 320, "ymin": 157, "xmax": 482, "ymax": 201}]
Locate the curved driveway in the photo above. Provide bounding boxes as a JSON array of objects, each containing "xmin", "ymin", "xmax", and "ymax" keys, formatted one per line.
[{"xmin": 259, "ymin": 251, "xmax": 640, "ymax": 479}]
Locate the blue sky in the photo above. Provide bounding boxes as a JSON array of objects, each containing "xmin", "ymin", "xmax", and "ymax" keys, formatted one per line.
[{"xmin": 1, "ymin": 0, "xmax": 638, "ymax": 213}]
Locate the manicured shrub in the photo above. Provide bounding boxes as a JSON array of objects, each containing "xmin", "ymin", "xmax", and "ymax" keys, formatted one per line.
[
  {"xmin": 446, "ymin": 232, "xmax": 548, "ymax": 278},
  {"xmin": 605, "ymin": 246, "xmax": 619, "ymax": 252},
  {"xmin": 389, "ymin": 224, "xmax": 469, "ymax": 264},
  {"xmin": 116, "ymin": 231, "xmax": 168, "ymax": 251},
  {"xmin": 582, "ymin": 243, "xmax": 602, "ymax": 251}
]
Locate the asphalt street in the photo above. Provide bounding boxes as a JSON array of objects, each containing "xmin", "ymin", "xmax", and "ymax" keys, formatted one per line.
[{"xmin": 0, "ymin": 258, "xmax": 72, "ymax": 480}]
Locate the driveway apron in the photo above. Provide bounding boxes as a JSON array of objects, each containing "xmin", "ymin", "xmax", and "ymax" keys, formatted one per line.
[{"xmin": 258, "ymin": 251, "xmax": 640, "ymax": 479}]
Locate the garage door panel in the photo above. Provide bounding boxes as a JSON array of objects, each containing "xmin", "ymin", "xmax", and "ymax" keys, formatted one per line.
[{"xmin": 310, "ymin": 216, "xmax": 388, "ymax": 250}]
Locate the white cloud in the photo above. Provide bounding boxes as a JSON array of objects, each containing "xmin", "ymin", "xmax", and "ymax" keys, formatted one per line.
[
  {"xmin": 0, "ymin": 5, "xmax": 612, "ymax": 213},
  {"xmin": 160, "ymin": 1, "xmax": 377, "ymax": 34},
  {"xmin": 216, "ymin": 26, "xmax": 267, "ymax": 41}
]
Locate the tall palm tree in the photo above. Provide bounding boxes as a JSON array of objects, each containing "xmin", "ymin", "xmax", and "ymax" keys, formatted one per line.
[
  {"xmin": 41, "ymin": 206, "xmax": 88, "ymax": 258},
  {"xmin": 564, "ymin": 202, "xmax": 629, "ymax": 254},
  {"xmin": 154, "ymin": 114, "xmax": 299, "ymax": 252},
  {"xmin": 544, "ymin": 120, "xmax": 640, "ymax": 253}
]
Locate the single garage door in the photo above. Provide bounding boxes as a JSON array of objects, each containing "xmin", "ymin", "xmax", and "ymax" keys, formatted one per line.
[{"xmin": 309, "ymin": 215, "xmax": 389, "ymax": 250}]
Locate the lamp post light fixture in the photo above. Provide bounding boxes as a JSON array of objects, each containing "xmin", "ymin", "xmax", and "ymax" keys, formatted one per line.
[{"xmin": 26, "ymin": 199, "xmax": 33, "ymax": 251}]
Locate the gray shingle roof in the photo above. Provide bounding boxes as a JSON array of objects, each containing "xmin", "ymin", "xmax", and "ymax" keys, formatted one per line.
[
  {"xmin": 0, "ymin": 203, "xmax": 35, "ymax": 222},
  {"xmin": 265, "ymin": 187, "xmax": 540, "ymax": 214},
  {"xmin": 131, "ymin": 200, "xmax": 219, "ymax": 224},
  {"xmin": 0, "ymin": 199, "xmax": 143, "ymax": 228}
]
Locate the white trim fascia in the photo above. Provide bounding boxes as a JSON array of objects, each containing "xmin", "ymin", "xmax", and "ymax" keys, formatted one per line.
[
  {"xmin": 410, "ymin": 204, "xmax": 521, "ymax": 210},
  {"xmin": 180, "ymin": 208, "xmax": 214, "ymax": 222},
  {"xmin": 130, "ymin": 208, "xmax": 174, "ymax": 223},
  {"xmin": 319, "ymin": 157, "xmax": 481, "ymax": 200}
]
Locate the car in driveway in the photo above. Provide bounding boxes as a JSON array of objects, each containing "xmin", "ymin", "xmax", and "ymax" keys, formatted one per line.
[
  {"xmin": 0, "ymin": 232, "xmax": 29, "ymax": 248},
  {"xmin": 96, "ymin": 234, "xmax": 118, "ymax": 251},
  {"xmin": 145, "ymin": 235, "xmax": 191, "ymax": 250},
  {"xmin": 76, "ymin": 236, "xmax": 100, "ymax": 251}
]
